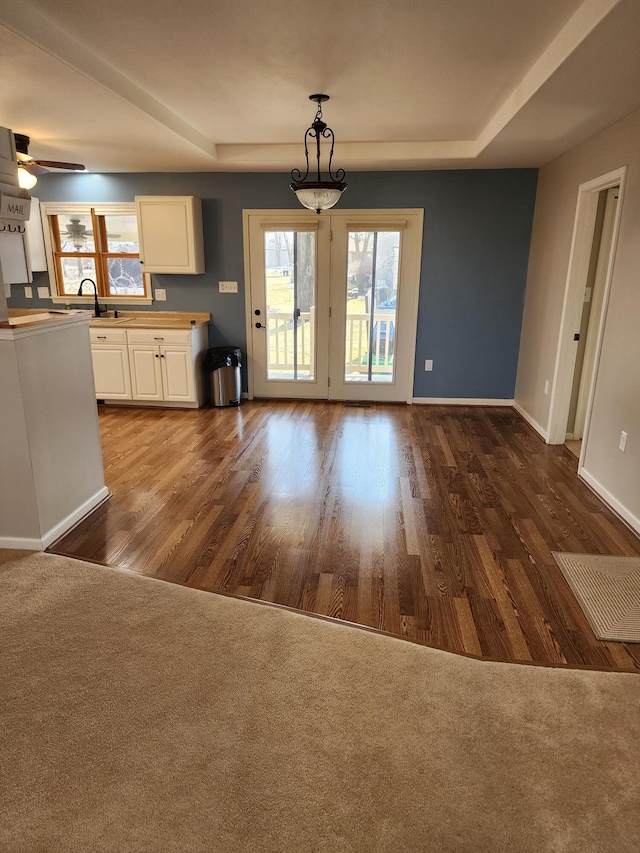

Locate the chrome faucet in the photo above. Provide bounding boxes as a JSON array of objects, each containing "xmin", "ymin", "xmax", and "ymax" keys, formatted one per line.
[{"xmin": 78, "ymin": 278, "xmax": 105, "ymax": 318}]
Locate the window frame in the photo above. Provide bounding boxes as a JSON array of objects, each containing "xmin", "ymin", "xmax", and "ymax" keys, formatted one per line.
[{"xmin": 41, "ymin": 202, "xmax": 152, "ymax": 305}]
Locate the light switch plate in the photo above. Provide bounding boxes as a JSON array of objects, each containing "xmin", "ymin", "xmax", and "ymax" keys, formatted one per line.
[
  {"xmin": 155, "ymin": 288, "xmax": 167, "ymax": 301},
  {"xmin": 4, "ymin": 283, "xmax": 10, "ymax": 298},
  {"xmin": 24, "ymin": 286, "xmax": 33, "ymax": 298},
  {"xmin": 37, "ymin": 286, "xmax": 50, "ymax": 299},
  {"xmin": 619, "ymin": 431, "xmax": 628, "ymax": 452},
  {"xmin": 424, "ymin": 359, "xmax": 433, "ymax": 371},
  {"xmin": 219, "ymin": 281, "xmax": 238, "ymax": 293}
]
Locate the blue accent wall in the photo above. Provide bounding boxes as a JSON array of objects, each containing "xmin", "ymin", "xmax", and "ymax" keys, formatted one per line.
[{"xmin": 9, "ymin": 169, "xmax": 537, "ymax": 399}]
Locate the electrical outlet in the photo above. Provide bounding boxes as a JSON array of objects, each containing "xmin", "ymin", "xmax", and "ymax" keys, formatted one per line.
[
  {"xmin": 424, "ymin": 359, "xmax": 433, "ymax": 371},
  {"xmin": 619, "ymin": 431, "xmax": 628, "ymax": 452},
  {"xmin": 154, "ymin": 288, "xmax": 167, "ymax": 301},
  {"xmin": 37, "ymin": 286, "xmax": 50, "ymax": 299},
  {"xmin": 219, "ymin": 281, "xmax": 238, "ymax": 293},
  {"xmin": 544, "ymin": 380, "xmax": 549, "ymax": 395},
  {"xmin": 24, "ymin": 286, "xmax": 33, "ymax": 298}
]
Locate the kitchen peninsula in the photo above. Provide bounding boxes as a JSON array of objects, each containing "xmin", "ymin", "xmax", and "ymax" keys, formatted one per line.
[{"xmin": 0, "ymin": 310, "xmax": 108, "ymax": 549}]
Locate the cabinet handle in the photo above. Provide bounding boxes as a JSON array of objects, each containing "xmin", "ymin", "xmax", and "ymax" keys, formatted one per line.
[
  {"xmin": 160, "ymin": 354, "xmax": 165, "ymax": 358},
  {"xmin": 154, "ymin": 337, "xmax": 164, "ymax": 340},
  {"xmin": 97, "ymin": 335, "xmax": 107, "ymax": 339},
  {"xmin": 155, "ymin": 354, "xmax": 159, "ymax": 358}
]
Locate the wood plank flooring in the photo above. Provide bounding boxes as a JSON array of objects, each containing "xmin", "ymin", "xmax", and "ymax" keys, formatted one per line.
[{"xmin": 50, "ymin": 401, "xmax": 640, "ymax": 671}]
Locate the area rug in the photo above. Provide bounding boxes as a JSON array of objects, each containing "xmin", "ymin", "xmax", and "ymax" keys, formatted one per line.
[
  {"xmin": 2, "ymin": 551, "xmax": 640, "ymax": 853},
  {"xmin": 553, "ymin": 552, "xmax": 640, "ymax": 642}
]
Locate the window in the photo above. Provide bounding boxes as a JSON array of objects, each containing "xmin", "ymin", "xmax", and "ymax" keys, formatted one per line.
[{"xmin": 42, "ymin": 203, "xmax": 151, "ymax": 303}]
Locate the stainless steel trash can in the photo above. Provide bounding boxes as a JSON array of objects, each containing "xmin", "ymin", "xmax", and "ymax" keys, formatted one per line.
[{"xmin": 205, "ymin": 347, "xmax": 242, "ymax": 407}]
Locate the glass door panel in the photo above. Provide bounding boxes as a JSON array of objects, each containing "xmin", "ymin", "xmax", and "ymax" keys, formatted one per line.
[
  {"xmin": 328, "ymin": 211, "xmax": 423, "ymax": 403},
  {"xmin": 247, "ymin": 213, "xmax": 330, "ymax": 399},
  {"xmin": 264, "ymin": 230, "xmax": 316, "ymax": 381},
  {"xmin": 344, "ymin": 230, "xmax": 400, "ymax": 384}
]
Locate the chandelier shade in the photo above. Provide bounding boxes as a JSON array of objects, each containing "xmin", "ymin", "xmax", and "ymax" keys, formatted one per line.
[{"xmin": 290, "ymin": 94, "xmax": 347, "ymax": 214}]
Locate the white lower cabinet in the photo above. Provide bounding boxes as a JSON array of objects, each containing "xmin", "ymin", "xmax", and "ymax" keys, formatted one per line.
[
  {"xmin": 129, "ymin": 342, "xmax": 195, "ymax": 402},
  {"xmin": 161, "ymin": 346, "xmax": 195, "ymax": 401},
  {"xmin": 91, "ymin": 325, "xmax": 208, "ymax": 408},
  {"xmin": 90, "ymin": 329, "xmax": 132, "ymax": 400},
  {"xmin": 129, "ymin": 345, "xmax": 164, "ymax": 400}
]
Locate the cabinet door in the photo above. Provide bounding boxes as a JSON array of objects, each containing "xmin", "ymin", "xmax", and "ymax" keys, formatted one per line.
[
  {"xmin": 129, "ymin": 345, "xmax": 163, "ymax": 400},
  {"xmin": 135, "ymin": 196, "xmax": 204, "ymax": 274},
  {"xmin": 91, "ymin": 346, "xmax": 132, "ymax": 399},
  {"xmin": 160, "ymin": 346, "xmax": 195, "ymax": 402}
]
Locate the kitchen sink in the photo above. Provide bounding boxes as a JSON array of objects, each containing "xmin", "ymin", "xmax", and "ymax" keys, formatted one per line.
[{"xmin": 90, "ymin": 317, "xmax": 130, "ymax": 325}]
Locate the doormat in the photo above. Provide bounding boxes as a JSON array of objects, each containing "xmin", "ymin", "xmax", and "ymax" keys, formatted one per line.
[{"xmin": 553, "ymin": 552, "xmax": 640, "ymax": 643}]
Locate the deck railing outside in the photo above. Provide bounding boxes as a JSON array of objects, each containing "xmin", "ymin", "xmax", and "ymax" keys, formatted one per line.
[{"xmin": 266, "ymin": 309, "xmax": 394, "ymax": 380}]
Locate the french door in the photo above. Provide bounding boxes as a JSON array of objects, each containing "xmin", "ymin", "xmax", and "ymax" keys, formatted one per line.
[{"xmin": 244, "ymin": 209, "xmax": 423, "ymax": 402}]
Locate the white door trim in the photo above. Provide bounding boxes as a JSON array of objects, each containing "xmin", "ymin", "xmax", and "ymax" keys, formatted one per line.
[{"xmin": 546, "ymin": 167, "xmax": 627, "ymax": 457}]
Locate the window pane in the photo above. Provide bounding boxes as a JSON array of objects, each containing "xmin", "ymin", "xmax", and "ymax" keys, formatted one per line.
[
  {"xmin": 264, "ymin": 230, "xmax": 316, "ymax": 381},
  {"xmin": 59, "ymin": 256, "xmax": 97, "ymax": 295},
  {"xmin": 344, "ymin": 231, "xmax": 399, "ymax": 383},
  {"xmin": 103, "ymin": 215, "xmax": 140, "ymax": 253},
  {"xmin": 57, "ymin": 215, "xmax": 95, "ymax": 252},
  {"xmin": 106, "ymin": 257, "xmax": 145, "ymax": 295}
]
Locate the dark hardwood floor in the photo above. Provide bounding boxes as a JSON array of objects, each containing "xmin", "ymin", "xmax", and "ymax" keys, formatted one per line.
[{"xmin": 50, "ymin": 401, "xmax": 640, "ymax": 671}]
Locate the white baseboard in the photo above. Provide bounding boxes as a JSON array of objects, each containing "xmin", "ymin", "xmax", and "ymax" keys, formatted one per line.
[
  {"xmin": 412, "ymin": 397, "xmax": 514, "ymax": 406},
  {"xmin": 1, "ymin": 486, "xmax": 110, "ymax": 551},
  {"xmin": 41, "ymin": 487, "xmax": 110, "ymax": 549},
  {"xmin": 512, "ymin": 402, "xmax": 549, "ymax": 441},
  {"xmin": 0, "ymin": 535, "xmax": 46, "ymax": 550},
  {"xmin": 579, "ymin": 468, "xmax": 640, "ymax": 536}
]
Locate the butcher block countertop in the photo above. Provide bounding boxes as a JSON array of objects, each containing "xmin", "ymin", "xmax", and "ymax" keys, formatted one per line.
[
  {"xmin": 89, "ymin": 310, "xmax": 211, "ymax": 329},
  {"xmin": 5, "ymin": 309, "xmax": 211, "ymax": 330}
]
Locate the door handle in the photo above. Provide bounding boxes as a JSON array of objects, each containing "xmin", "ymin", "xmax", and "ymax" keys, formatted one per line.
[{"xmin": 255, "ymin": 322, "xmax": 264, "ymax": 329}]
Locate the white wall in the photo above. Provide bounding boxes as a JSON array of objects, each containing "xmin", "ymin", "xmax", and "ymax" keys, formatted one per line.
[{"xmin": 515, "ymin": 107, "xmax": 640, "ymax": 532}]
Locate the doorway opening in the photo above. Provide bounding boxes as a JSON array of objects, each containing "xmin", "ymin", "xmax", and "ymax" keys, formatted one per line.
[{"xmin": 564, "ymin": 186, "xmax": 619, "ymax": 459}]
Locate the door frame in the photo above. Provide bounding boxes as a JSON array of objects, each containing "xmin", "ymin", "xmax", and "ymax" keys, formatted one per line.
[
  {"xmin": 547, "ymin": 167, "xmax": 626, "ymax": 468},
  {"xmin": 242, "ymin": 208, "xmax": 423, "ymax": 403}
]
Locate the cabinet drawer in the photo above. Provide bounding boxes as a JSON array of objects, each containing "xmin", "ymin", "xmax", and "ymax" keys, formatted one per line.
[
  {"xmin": 90, "ymin": 328, "xmax": 128, "ymax": 344},
  {"xmin": 126, "ymin": 329, "xmax": 191, "ymax": 346}
]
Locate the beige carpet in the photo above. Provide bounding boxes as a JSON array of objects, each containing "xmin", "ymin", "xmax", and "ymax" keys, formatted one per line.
[
  {"xmin": 553, "ymin": 552, "xmax": 640, "ymax": 642},
  {"xmin": 2, "ymin": 552, "xmax": 640, "ymax": 853}
]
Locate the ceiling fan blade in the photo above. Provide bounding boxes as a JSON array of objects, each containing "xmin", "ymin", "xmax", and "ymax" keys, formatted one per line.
[
  {"xmin": 33, "ymin": 159, "xmax": 86, "ymax": 171},
  {"xmin": 21, "ymin": 161, "xmax": 49, "ymax": 177}
]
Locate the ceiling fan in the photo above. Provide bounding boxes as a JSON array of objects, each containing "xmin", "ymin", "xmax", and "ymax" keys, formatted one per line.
[{"xmin": 14, "ymin": 133, "xmax": 86, "ymax": 189}]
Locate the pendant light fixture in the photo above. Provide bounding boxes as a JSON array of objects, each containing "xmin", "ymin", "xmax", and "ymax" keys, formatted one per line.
[{"xmin": 290, "ymin": 94, "xmax": 347, "ymax": 214}]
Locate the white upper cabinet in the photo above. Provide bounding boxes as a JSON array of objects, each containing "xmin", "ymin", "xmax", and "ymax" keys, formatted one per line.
[{"xmin": 135, "ymin": 196, "xmax": 205, "ymax": 274}]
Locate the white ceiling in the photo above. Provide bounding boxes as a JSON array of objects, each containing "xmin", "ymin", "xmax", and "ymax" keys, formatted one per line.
[{"xmin": 0, "ymin": 0, "xmax": 639, "ymax": 173}]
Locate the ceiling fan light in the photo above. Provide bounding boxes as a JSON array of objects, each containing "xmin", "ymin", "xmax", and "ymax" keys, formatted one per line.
[
  {"xmin": 18, "ymin": 167, "xmax": 37, "ymax": 190},
  {"xmin": 294, "ymin": 186, "xmax": 345, "ymax": 214}
]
